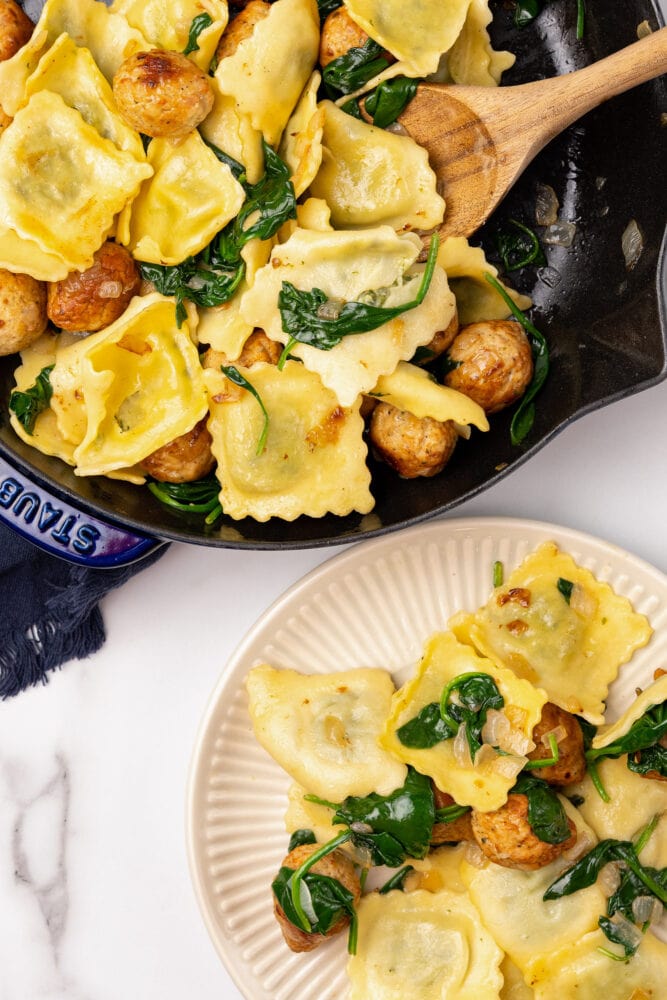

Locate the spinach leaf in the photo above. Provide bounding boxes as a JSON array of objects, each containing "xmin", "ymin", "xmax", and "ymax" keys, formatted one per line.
[
  {"xmin": 225, "ymin": 141, "xmax": 297, "ymax": 260},
  {"xmin": 586, "ymin": 699, "xmax": 667, "ymax": 764},
  {"xmin": 317, "ymin": 0, "xmax": 343, "ymax": 18},
  {"xmin": 183, "ymin": 12, "xmax": 213, "ymax": 55},
  {"xmin": 9, "ymin": 365, "xmax": 54, "ymax": 434},
  {"xmin": 278, "ymin": 233, "xmax": 438, "ymax": 355},
  {"xmin": 493, "ymin": 560, "xmax": 504, "ymax": 587},
  {"xmin": 514, "ymin": 0, "xmax": 542, "ymax": 28},
  {"xmin": 544, "ymin": 838, "xmax": 667, "ymax": 907},
  {"xmin": 147, "ymin": 475, "xmax": 222, "ymax": 525},
  {"xmin": 440, "ymin": 671, "xmax": 504, "ymax": 759},
  {"xmin": 494, "ymin": 218, "xmax": 545, "ymax": 271},
  {"xmin": 322, "ymin": 39, "xmax": 389, "ymax": 96},
  {"xmin": 306, "ymin": 768, "xmax": 435, "ymax": 867},
  {"xmin": 627, "ymin": 743, "xmax": 667, "ymax": 779},
  {"xmin": 221, "ymin": 365, "xmax": 269, "ymax": 455},
  {"xmin": 607, "ymin": 864, "xmax": 667, "ymax": 926},
  {"xmin": 271, "ymin": 831, "xmax": 358, "ymax": 949},
  {"xmin": 378, "ymin": 865, "xmax": 415, "ymax": 894},
  {"xmin": 396, "ymin": 702, "xmax": 456, "ymax": 748},
  {"xmin": 434, "ymin": 804, "xmax": 471, "ymax": 824},
  {"xmin": 340, "ymin": 97, "xmax": 364, "ymax": 120},
  {"xmin": 576, "ymin": 0, "xmax": 586, "ymax": 39},
  {"xmin": 483, "ymin": 271, "xmax": 550, "ymax": 446},
  {"xmin": 200, "ymin": 137, "xmax": 247, "ymax": 182},
  {"xmin": 513, "ymin": 774, "xmax": 572, "ymax": 844},
  {"xmin": 288, "ymin": 829, "xmax": 317, "ymax": 851},
  {"xmin": 597, "ymin": 914, "xmax": 642, "ymax": 960},
  {"xmin": 557, "ymin": 577, "xmax": 574, "ymax": 603},
  {"xmin": 364, "ymin": 76, "xmax": 419, "ymax": 128}
]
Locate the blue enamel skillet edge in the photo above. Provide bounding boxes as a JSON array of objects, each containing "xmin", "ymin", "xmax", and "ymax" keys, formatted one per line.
[{"xmin": 0, "ymin": 0, "xmax": 665, "ymax": 566}]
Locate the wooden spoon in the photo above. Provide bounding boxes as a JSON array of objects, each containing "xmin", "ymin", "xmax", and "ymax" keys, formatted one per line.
[{"xmin": 399, "ymin": 27, "xmax": 667, "ymax": 238}]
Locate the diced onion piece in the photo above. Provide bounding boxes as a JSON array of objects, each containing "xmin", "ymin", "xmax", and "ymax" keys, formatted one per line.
[
  {"xmin": 535, "ymin": 182, "xmax": 559, "ymax": 226},
  {"xmin": 607, "ymin": 912, "xmax": 644, "ymax": 953},
  {"xmin": 464, "ymin": 841, "xmax": 487, "ymax": 868},
  {"xmin": 570, "ymin": 583, "xmax": 597, "ymax": 618},
  {"xmin": 481, "ymin": 708, "xmax": 511, "ymax": 747},
  {"xmin": 599, "ymin": 861, "xmax": 623, "ymax": 896},
  {"xmin": 541, "ymin": 725, "xmax": 567, "ymax": 749},
  {"xmin": 98, "ymin": 280, "xmax": 123, "ymax": 299},
  {"xmin": 544, "ymin": 221, "xmax": 577, "ymax": 248},
  {"xmin": 637, "ymin": 19, "xmax": 653, "ymax": 38},
  {"xmin": 492, "ymin": 753, "xmax": 527, "ymax": 781},
  {"xmin": 622, "ymin": 219, "xmax": 644, "ymax": 271},
  {"xmin": 453, "ymin": 723, "xmax": 473, "ymax": 768},
  {"xmin": 474, "ymin": 743, "xmax": 499, "ymax": 771},
  {"xmin": 632, "ymin": 895, "xmax": 663, "ymax": 927}
]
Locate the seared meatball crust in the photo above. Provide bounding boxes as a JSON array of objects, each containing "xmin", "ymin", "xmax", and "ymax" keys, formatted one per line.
[
  {"xmin": 369, "ymin": 403, "xmax": 458, "ymax": 479},
  {"xmin": 471, "ymin": 793, "xmax": 577, "ymax": 871},
  {"xmin": 273, "ymin": 842, "xmax": 361, "ymax": 953},
  {"xmin": 526, "ymin": 702, "xmax": 586, "ymax": 786},
  {"xmin": 140, "ymin": 418, "xmax": 215, "ymax": 483},
  {"xmin": 0, "ymin": 0, "xmax": 33, "ymax": 63},
  {"xmin": 444, "ymin": 320, "xmax": 534, "ymax": 414},
  {"xmin": 215, "ymin": 0, "xmax": 271, "ymax": 62},
  {"xmin": 431, "ymin": 786, "xmax": 473, "ymax": 845},
  {"xmin": 47, "ymin": 242, "xmax": 140, "ymax": 333},
  {"xmin": 112, "ymin": 49, "xmax": 214, "ymax": 139},
  {"xmin": 0, "ymin": 269, "xmax": 47, "ymax": 356}
]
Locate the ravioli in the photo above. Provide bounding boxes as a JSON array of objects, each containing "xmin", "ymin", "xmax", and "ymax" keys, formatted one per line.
[
  {"xmin": 240, "ymin": 227, "xmax": 456, "ymax": 406},
  {"xmin": 450, "ymin": 541, "xmax": 653, "ymax": 725},
  {"xmin": 310, "ymin": 101, "xmax": 445, "ymax": 233},
  {"xmin": 592, "ymin": 673, "xmax": 667, "ymax": 751},
  {"xmin": 9, "ymin": 333, "xmax": 78, "ymax": 466},
  {"xmin": 568, "ymin": 756, "xmax": 667, "ymax": 868},
  {"xmin": 205, "ymin": 362, "xmax": 373, "ymax": 520},
  {"xmin": 245, "ymin": 664, "xmax": 407, "ymax": 800},
  {"xmin": 460, "ymin": 801, "xmax": 606, "ymax": 976},
  {"xmin": 47, "ymin": 294, "xmax": 208, "ymax": 476},
  {"xmin": 0, "ymin": 226, "xmax": 70, "ymax": 282},
  {"xmin": 0, "ymin": 91, "xmax": 152, "ymax": 273},
  {"xmin": 371, "ymin": 362, "xmax": 489, "ymax": 434},
  {"xmin": 437, "ymin": 237, "xmax": 532, "ymax": 324},
  {"xmin": 196, "ymin": 239, "xmax": 273, "ymax": 355},
  {"xmin": 278, "ymin": 72, "xmax": 324, "ymax": 198},
  {"xmin": 347, "ymin": 888, "xmax": 503, "ymax": 1000},
  {"xmin": 110, "ymin": 0, "xmax": 228, "ymax": 72},
  {"xmin": 199, "ymin": 79, "xmax": 265, "ymax": 185},
  {"xmin": 24, "ymin": 33, "xmax": 145, "ymax": 159},
  {"xmin": 447, "ymin": 0, "xmax": 515, "ymax": 86},
  {"xmin": 343, "ymin": 0, "xmax": 473, "ymax": 76},
  {"xmin": 380, "ymin": 630, "xmax": 546, "ymax": 811},
  {"xmin": 214, "ymin": 0, "xmax": 320, "ymax": 146},
  {"xmin": 120, "ymin": 131, "xmax": 245, "ymax": 265}
]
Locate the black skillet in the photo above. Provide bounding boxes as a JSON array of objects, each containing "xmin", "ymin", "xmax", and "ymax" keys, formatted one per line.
[{"xmin": 0, "ymin": 0, "xmax": 665, "ymax": 565}]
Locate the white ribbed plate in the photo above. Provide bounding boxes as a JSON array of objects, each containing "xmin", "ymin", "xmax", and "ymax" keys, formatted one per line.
[{"xmin": 186, "ymin": 517, "xmax": 667, "ymax": 1000}]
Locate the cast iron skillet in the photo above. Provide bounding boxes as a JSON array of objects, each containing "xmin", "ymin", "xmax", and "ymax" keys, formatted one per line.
[{"xmin": 0, "ymin": 0, "xmax": 666, "ymax": 565}]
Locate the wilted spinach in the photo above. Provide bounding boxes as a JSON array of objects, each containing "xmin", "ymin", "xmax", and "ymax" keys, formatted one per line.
[
  {"xmin": 512, "ymin": 774, "xmax": 571, "ymax": 844},
  {"xmin": 494, "ymin": 218, "xmax": 546, "ymax": 271},
  {"xmin": 378, "ymin": 865, "xmax": 415, "ymax": 894},
  {"xmin": 147, "ymin": 476, "xmax": 222, "ymax": 525},
  {"xmin": 288, "ymin": 829, "xmax": 317, "ymax": 851},
  {"xmin": 364, "ymin": 76, "xmax": 419, "ymax": 128},
  {"xmin": 585, "ymin": 698, "xmax": 667, "ymax": 767},
  {"xmin": 440, "ymin": 672, "xmax": 505, "ymax": 759},
  {"xmin": 396, "ymin": 702, "xmax": 457, "ymax": 749},
  {"xmin": 9, "ymin": 365, "xmax": 54, "ymax": 434},
  {"xmin": 220, "ymin": 365, "xmax": 269, "ymax": 455},
  {"xmin": 182, "ymin": 12, "xmax": 213, "ymax": 55},
  {"xmin": 323, "ymin": 39, "xmax": 389, "ymax": 97}
]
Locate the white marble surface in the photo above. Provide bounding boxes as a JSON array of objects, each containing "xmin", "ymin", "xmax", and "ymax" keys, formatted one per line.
[{"xmin": 1, "ymin": 375, "xmax": 666, "ymax": 1000}]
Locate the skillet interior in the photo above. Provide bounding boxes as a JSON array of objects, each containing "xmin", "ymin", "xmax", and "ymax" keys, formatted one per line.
[{"xmin": 0, "ymin": 0, "xmax": 666, "ymax": 549}]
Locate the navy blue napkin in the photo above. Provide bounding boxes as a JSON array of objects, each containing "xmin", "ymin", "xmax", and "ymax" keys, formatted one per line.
[{"xmin": 0, "ymin": 522, "xmax": 167, "ymax": 698}]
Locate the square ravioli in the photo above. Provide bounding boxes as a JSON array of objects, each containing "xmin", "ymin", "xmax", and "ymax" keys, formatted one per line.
[
  {"xmin": 380, "ymin": 630, "xmax": 546, "ymax": 812},
  {"xmin": 450, "ymin": 541, "xmax": 653, "ymax": 725},
  {"xmin": 245, "ymin": 664, "xmax": 407, "ymax": 801}
]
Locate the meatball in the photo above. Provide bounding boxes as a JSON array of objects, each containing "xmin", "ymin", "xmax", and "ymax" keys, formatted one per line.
[
  {"xmin": 140, "ymin": 418, "xmax": 215, "ymax": 483},
  {"xmin": 215, "ymin": 1, "xmax": 271, "ymax": 62},
  {"xmin": 319, "ymin": 6, "xmax": 371, "ymax": 67},
  {"xmin": 443, "ymin": 320, "xmax": 534, "ymax": 414},
  {"xmin": 46, "ymin": 242, "xmax": 140, "ymax": 333},
  {"xmin": 369, "ymin": 402, "xmax": 458, "ymax": 478},
  {"xmin": 0, "ymin": 269, "xmax": 47, "ymax": 356},
  {"xmin": 112, "ymin": 50, "xmax": 214, "ymax": 139},
  {"xmin": 431, "ymin": 786, "xmax": 473, "ymax": 845},
  {"xmin": 526, "ymin": 702, "xmax": 586, "ymax": 786},
  {"xmin": 273, "ymin": 842, "xmax": 361, "ymax": 953},
  {"xmin": 202, "ymin": 329, "xmax": 281, "ymax": 370},
  {"xmin": 416, "ymin": 307, "xmax": 459, "ymax": 365},
  {"xmin": 0, "ymin": 0, "xmax": 33, "ymax": 63},
  {"xmin": 471, "ymin": 793, "xmax": 577, "ymax": 871}
]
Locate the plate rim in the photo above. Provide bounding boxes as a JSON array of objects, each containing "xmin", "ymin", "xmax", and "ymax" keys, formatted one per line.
[{"xmin": 185, "ymin": 514, "xmax": 667, "ymax": 997}]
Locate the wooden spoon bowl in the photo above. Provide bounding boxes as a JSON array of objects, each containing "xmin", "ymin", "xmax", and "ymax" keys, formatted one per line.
[{"xmin": 399, "ymin": 27, "xmax": 667, "ymax": 238}]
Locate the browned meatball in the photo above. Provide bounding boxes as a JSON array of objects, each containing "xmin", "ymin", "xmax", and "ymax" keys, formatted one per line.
[
  {"xmin": 444, "ymin": 320, "xmax": 534, "ymax": 414},
  {"xmin": 273, "ymin": 842, "xmax": 361, "ymax": 953},
  {"xmin": 112, "ymin": 50, "xmax": 214, "ymax": 139},
  {"xmin": 319, "ymin": 6, "xmax": 371, "ymax": 67},
  {"xmin": 416, "ymin": 307, "xmax": 459, "ymax": 365},
  {"xmin": 369, "ymin": 403, "xmax": 458, "ymax": 478},
  {"xmin": 46, "ymin": 243, "xmax": 140, "ymax": 333},
  {"xmin": 526, "ymin": 702, "xmax": 586, "ymax": 786},
  {"xmin": 140, "ymin": 418, "xmax": 215, "ymax": 483},
  {"xmin": 471, "ymin": 793, "xmax": 577, "ymax": 871},
  {"xmin": 0, "ymin": 0, "xmax": 33, "ymax": 62},
  {"xmin": 215, "ymin": 0, "xmax": 270, "ymax": 62},
  {"xmin": 202, "ymin": 329, "xmax": 281, "ymax": 370},
  {"xmin": 431, "ymin": 786, "xmax": 473, "ymax": 845},
  {"xmin": 0, "ymin": 269, "xmax": 47, "ymax": 356}
]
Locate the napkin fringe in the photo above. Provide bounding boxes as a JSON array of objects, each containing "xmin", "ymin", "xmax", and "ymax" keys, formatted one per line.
[{"xmin": 0, "ymin": 609, "xmax": 105, "ymax": 699}]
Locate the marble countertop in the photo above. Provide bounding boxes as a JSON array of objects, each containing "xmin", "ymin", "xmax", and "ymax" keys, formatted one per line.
[{"xmin": 1, "ymin": 375, "xmax": 666, "ymax": 1000}]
